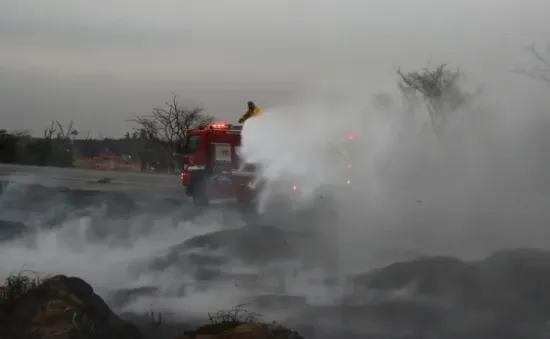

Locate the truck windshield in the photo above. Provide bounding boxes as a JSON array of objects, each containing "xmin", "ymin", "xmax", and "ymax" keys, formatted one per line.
[{"xmin": 184, "ymin": 135, "xmax": 200, "ymax": 153}]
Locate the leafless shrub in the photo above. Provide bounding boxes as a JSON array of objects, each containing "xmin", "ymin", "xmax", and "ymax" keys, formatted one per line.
[
  {"xmin": 398, "ymin": 64, "xmax": 479, "ymax": 136},
  {"xmin": 515, "ymin": 44, "xmax": 550, "ymax": 86},
  {"xmin": 0, "ymin": 270, "xmax": 51, "ymax": 312},
  {"xmin": 207, "ymin": 304, "xmax": 261, "ymax": 324}
]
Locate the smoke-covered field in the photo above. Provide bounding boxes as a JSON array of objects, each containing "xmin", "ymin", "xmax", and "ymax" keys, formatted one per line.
[{"xmin": 3, "ymin": 88, "xmax": 550, "ymax": 338}]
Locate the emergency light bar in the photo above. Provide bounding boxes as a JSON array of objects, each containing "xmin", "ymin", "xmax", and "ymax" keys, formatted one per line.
[
  {"xmin": 200, "ymin": 121, "xmax": 243, "ymax": 133},
  {"xmin": 208, "ymin": 122, "xmax": 229, "ymax": 129}
]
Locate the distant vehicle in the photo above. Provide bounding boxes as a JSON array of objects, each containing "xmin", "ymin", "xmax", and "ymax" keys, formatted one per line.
[{"xmin": 177, "ymin": 121, "xmax": 355, "ymax": 206}]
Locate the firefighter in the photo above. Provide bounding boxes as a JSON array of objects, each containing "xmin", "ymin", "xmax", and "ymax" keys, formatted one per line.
[{"xmin": 238, "ymin": 101, "xmax": 261, "ymax": 124}]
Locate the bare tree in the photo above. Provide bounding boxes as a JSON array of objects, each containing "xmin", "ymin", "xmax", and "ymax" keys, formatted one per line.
[
  {"xmin": 131, "ymin": 94, "xmax": 214, "ymax": 172},
  {"xmin": 43, "ymin": 121, "xmax": 56, "ymax": 140},
  {"xmin": 397, "ymin": 64, "xmax": 477, "ymax": 136},
  {"xmin": 54, "ymin": 120, "xmax": 78, "ymax": 140},
  {"xmin": 36, "ymin": 120, "xmax": 78, "ymax": 166},
  {"xmin": 515, "ymin": 44, "xmax": 550, "ymax": 85}
]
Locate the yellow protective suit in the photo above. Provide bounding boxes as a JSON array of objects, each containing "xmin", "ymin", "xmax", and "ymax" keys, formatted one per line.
[{"xmin": 238, "ymin": 105, "xmax": 262, "ymax": 124}]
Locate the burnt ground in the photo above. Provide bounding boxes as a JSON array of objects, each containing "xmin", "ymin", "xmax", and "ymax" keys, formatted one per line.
[{"xmin": 2, "ymin": 182, "xmax": 550, "ymax": 338}]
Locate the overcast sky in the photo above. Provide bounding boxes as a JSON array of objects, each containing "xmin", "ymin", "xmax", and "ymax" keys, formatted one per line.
[{"xmin": 0, "ymin": 0, "xmax": 549, "ymax": 137}]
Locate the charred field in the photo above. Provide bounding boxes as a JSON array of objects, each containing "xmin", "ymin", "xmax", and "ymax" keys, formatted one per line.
[{"xmin": 1, "ymin": 179, "xmax": 550, "ymax": 339}]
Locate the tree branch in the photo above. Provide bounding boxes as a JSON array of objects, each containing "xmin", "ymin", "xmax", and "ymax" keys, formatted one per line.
[
  {"xmin": 397, "ymin": 63, "xmax": 475, "ymax": 136},
  {"xmin": 130, "ymin": 94, "xmax": 215, "ymax": 168},
  {"xmin": 515, "ymin": 44, "xmax": 550, "ymax": 86}
]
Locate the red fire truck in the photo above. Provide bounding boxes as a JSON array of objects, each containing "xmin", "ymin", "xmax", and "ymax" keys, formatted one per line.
[
  {"xmin": 178, "ymin": 121, "xmax": 355, "ymax": 205},
  {"xmin": 177, "ymin": 122, "xmax": 262, "ymax": 204}
]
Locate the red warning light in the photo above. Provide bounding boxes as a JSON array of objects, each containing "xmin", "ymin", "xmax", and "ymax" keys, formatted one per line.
[
  {"xmin": 347, "ymin": 163, "xmax": 352, "ymax": 169},
  {"xmin": 292, "ymin": 185, "xmax": 298, "ymax": 191},
  {"xmin": 347, "ymin": 134, "xmax": 354, "ymax": 141},
  {"xmin": 210, "ymin": 122, "xmax": 228, "ymax": 129}
]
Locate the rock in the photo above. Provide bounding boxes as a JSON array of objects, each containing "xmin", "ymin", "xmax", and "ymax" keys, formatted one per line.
[
  {"xmin": 176, "ymin": 225, "xmax": 296, "ymax": 264},
  {"xmin": 474, "ymin": 248, "xmax": 550, "ymax": 318},
  {"xmin": 353, "ymin": 256, "xmax": 468, "ymax": 292},
  {"xmin": 178, "ymin": 322, "xmax": 305, "ymax": 339},
  {"xmin": 345, "ymin": 249, "xmax": 550, "ymax": 338},
  {"xmin": 0, "ymin": 274, "xmax": 140, "ymax": 339}
]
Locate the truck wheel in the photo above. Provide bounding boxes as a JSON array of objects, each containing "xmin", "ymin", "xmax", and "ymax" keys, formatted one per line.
[
  {"xmin": 191, "ymin": 178, "xmax": 209, "ymax": 206},
  {"xmin": 236, "ymin": 193, "xmax": 258, "ymax": 214}
]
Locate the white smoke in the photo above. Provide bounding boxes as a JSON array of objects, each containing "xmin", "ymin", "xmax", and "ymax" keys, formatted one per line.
[
  {"xmin": 0, "ymin": 175, "xmax": 348, "ymax": 324},
  {"xmin": 238, "ymin": 100, "xmax": 404, "ymax": 213}
]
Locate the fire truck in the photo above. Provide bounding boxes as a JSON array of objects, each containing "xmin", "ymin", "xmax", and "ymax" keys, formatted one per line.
[
  {"xmin": 177, "ymin": 121, "xmax": 355, "ymax": 205},
  {"xmin": 177, "ymin": 122, "xmax": 260, "ymax": 205}
]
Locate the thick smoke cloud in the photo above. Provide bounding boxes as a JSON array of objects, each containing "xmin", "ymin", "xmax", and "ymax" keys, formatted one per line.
[{"xmin": 239, "ymin": 80, "xmax": 550, "ymax": 270}]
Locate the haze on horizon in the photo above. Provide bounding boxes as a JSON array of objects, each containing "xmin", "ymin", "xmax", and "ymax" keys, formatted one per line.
[{"xmin": 0, "ymin": 0, "xmax": 548, "ymax": 137}]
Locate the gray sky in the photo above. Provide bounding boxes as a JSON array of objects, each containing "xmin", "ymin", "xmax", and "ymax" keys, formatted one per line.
[{"xmin": 0, "ymin": 0, "xmax": 549, "ymax": 137}]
